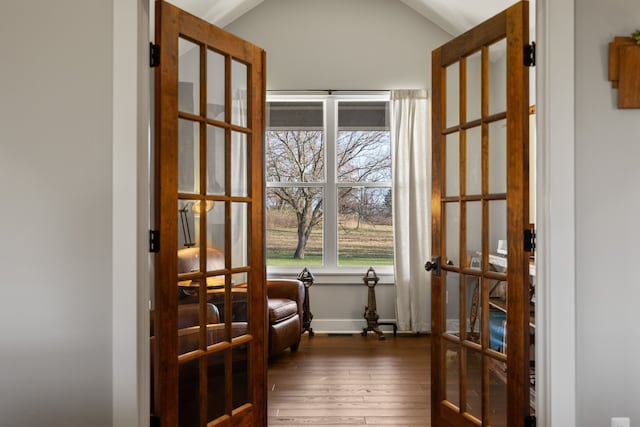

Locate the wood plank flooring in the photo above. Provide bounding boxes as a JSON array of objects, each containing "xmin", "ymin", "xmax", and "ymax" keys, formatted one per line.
[{"xmin": 268, "ymin": 333, "xmax": 431, "ymax": 426}]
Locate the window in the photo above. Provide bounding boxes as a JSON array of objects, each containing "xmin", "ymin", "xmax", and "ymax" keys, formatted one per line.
[{"xmin": 265, "ymin": 93, "xmax": 393, "ymax": 275}]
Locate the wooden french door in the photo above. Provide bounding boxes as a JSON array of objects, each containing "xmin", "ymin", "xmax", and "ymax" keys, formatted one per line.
[
  {"xmin": 152, "ymin": 1, "xmax": 266, "ymax": 426},
  {"xmin": 430, "ymin": 2, "xmax": 533, "ymax": 426}
]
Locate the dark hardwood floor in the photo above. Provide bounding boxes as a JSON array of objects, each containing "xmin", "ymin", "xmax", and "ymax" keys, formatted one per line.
[{"xmin": 268, "ymin": 333, "xmax": 431, "ymax": 426}]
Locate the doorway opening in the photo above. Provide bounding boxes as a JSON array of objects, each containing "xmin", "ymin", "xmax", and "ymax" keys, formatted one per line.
[{"xmin": 136, "ymin": 0, "xmax": 576, "ymax": 424}]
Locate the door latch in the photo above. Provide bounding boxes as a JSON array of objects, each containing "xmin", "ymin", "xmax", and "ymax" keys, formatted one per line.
[{"xmin": 424, "ymin": 256, "xmax": 441, "ymax": 276}]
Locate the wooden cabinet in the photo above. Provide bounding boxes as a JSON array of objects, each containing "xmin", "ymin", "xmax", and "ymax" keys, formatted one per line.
[{"xmin": 608, "ymin": 37, "xmax": 640, "ymax": 109}]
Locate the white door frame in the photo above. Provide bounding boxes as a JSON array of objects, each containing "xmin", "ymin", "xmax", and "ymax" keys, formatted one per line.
[
  {"xmin": 112, "ymin": 0, "xmax": 151, "ymax": 426},
  {"xmin": 110, "ymin": 0, "xmax": 578, "ymax": 425},
  {"xmin": 535, "ymin": 0, "xmax": 577, "ymax": 425}
]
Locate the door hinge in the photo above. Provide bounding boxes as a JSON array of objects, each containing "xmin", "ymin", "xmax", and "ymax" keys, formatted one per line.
[
  {"xmin": 150, "ymin": 414, "xmax": 161, "ymax": 427},
  {"xmin": 149, "ymin": 229, "xmax": 160, "ymax": 253},
  {"xmin": 524, "ymin": 42, "xmax": 536, "ymax": 67},
  {"xmin": 150, "ymin": 43, "xmax": 160, "ymax": 68},
  {"xmin": 525, "ymin": 415, "xmax": 536, "ymax": 427},
  {"xmin": 524, "ymin": 228, "xmax": 536, "ymax": 253}
]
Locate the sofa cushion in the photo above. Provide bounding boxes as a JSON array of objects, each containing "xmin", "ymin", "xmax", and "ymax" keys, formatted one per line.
[
  {"xmin": 270, "ymin": 315, "xmax": 300, "ymax": 355},
  {"xmin": 268, "ymin": 298, "xmax": 298, "ymax": 323}
]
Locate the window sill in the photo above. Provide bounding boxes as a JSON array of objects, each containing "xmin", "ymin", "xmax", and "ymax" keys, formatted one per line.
[{"xmin": 266, "ymin": 266, "xmax": 395, "ymax": 285}]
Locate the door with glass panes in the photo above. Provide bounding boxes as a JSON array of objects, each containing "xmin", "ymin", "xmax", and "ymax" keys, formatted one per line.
[
  {"xmin": 151, "ymin": 1, "xmax": 266, "ymax": 426},
  {"xmin": 429, "ymin": 2, "xmax": 534, "ymax": 426}
]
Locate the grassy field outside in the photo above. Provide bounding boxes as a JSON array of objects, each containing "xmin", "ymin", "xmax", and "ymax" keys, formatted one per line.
[
  {"xmin": 266, "ymin": 214, "xmax": 393, "ymax": 266},
  {"xmin": 337, "ymin": 223, "xmax": 394, "ymax": 266},
  {"xmin": 266, "ymin": 225, "xmax": 324, "ymax": 266}
]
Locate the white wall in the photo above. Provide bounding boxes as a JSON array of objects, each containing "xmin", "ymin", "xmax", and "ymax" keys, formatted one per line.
[
  {"xmin": 226, "ymin": 0, "xmax": 450, "ymax": 331},
  {"xmin": 306, "ymin": 282, "xmax": 398, "ymax": 333},
  {"xmin": 575, "ymin": 0, "xmax": 640, "ymax": 425},
  {"xmin": 225, "ymin": 0, "xmax": 451, "ymax": 91},
  {"xmin": 0, "ymin": 1, "xmax": 115, "ymax": 426}
]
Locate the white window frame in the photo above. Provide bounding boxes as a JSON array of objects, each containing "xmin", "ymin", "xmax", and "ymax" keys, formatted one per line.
[{"xmin": 266, "ymin": 91, "xmax": 394, "ymax": 283}]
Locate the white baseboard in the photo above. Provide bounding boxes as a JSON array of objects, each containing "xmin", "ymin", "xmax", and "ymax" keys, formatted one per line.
[
  {"xmin": 446, "ymin": 319, "xmax": 460, "ymax": 333},
  {"xmin": 309, "ymin": 318, "xmax": 398, "ymax": 334}
]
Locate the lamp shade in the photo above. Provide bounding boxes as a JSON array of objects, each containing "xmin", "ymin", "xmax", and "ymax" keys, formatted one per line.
[{"xmin": 192, "ymin": 200, "xmax": 214, "ymax": 215}]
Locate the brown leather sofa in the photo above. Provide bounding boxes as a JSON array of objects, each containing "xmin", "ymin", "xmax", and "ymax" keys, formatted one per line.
[
  {"xmin": 267, "ymin": 279, "xmax": 304, "ymax": 357},
  {"xmin": 150, "ymin": 279, "xmax": 303, "ymax": 422},
  {"xmin": 150, "ymin": 303, "xmax": 248, "ymax": 425}
]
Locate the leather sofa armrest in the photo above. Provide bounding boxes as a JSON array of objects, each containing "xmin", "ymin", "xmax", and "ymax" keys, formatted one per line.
[
  {"xmin": 177, "ymin": 303, "xmax": 220, "ymax": 329},
  {"xmin": 267, "ymin": 279, "xmax": 304, "ymax": 321}
]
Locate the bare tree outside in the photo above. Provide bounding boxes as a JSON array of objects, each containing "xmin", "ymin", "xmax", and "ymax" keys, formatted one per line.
[
  {"xmin": 266, "ymin": 128, "xmax": 391, "ymax": 261},
  {"xmin": 266, "ymin": 130, "xmax": 324, "ymax": 260},
  {"xmin": 265, "ymin": 101, "xmax": 393, "ymax": 265},
  {"xmin": 336, "ymin": 129, "xmax": 391, "ymax": 232}
]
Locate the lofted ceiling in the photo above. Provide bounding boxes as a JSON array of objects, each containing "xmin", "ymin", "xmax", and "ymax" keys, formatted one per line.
[{"xmin": 168, "ymin": 0, "xmax": 518, "ymax": 36}]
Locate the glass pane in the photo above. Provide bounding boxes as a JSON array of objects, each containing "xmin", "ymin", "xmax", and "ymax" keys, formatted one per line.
[
  {"xmin": 231, "ymin": 131, "xmax": 248, "ymax": 197},
  {"xmin": 338, "ymin": 101, "xmax": 388, "ymax": 128},
  {"xmin": 445, "ymin": 133, "xmax": 459, "ymax": 197},
  {"xmin": 206, "ymin": 275, "xmax": 225, "ymax": 292},
  {"xmin": 445, "ymin": 341, "xmax": 460, "ymax": 408},
  {"xmin": 207, "ymin": 125, "xmax": 225, "ymax": 195},
  {"xmin": 204, "ymin": 246, "xmax": 225, "ymax": 275},
  {"xmin": 178, "ymin": 38, "xmax": 200, "ymax": 115},
  {"xmin": 267, "ymin": 101, "xmax": 323, "ymax": 128},
  {"xmin": 489, "ymin": 39, "xmax": 508, "ymax": 115},
  {"xmin": 445, "ymin": 271, "xmax": 460, "ymax": 336},
  {"xmin": 336, "ymin": 130, "xmax": 391, "ymax": 183},
  {"xmin": 179, "ymin": 359, "xmax": 201, "ymax": 427},
  {"xmin": 465, "ymin": 50, "xmax": 482, "ymax": 122},
  {"xmin": 206, "ymin": 350, "xmax": 227, "ymax": 422},
  {"xmin": 446, "ymin": 62, "xmax": 460, "ymax": 128},
  {"xmin": 530, "ymin": 113, "xmax": 537, "ymax": 223},
  {"xmin": 177, "ymin": 307, "xmax": 202, "ymax": 354},
  {"xmin": 489, "ymin": 119, "xmax": 507, "ymax": 194},
  {"xmin": 445, "ymin": 202, "xmax": 459, "ymax": 268},
  {"xmin": 266, "ymin": 187, "xmax": 323, "ymax": 266},
  {"xmin": 265, "ymin": 130, "xmax": 325, "ymax": 183},
  {"xmin": 337, "ymin": 101, "xmax": 390, "ymax": 184},
  {"xmin": 465, "ymin": 349, "xmax": 482, "ymax": 420},
  {"xmin": 489, "ymin": 304, "xmax": 507, "ymax": 352},
  {"xmin": 465, "ymin": 275, "xmax": 481, "ymax": 344},
  {"xmin": 489, "ymin": 200, "xmax": 507, "ymax": 271},
  {"xmin": 206, "ymin": 201, "xmax": 226, "ymax": 271},
  {"xmin": 176, "ymin": 255, "xmax": 200, "ymax": 305},
  {"xmin": 207, "ymin": 287, "xmax": 228, "ymax": 327},
  {"xmin": 178, "ymin": 119, "xmax": 200, "ymax": 194},
  {"xmin": 231, "ymin": 60, "xmax": 247, "ymax": 127},
  {"xmin": 337, "ymin": 187, "xmax": 393, "ymax": 266},
  {"xmin": 207, "ymin": 49, "xmax": 225, "ymax": 121},
  {"xmin": 466, "ymin": 126, "xmax": 482, "ymax": 196},
  {"xmin": 232, "ymin": 272, "xmax": 248, "ymax": 288},
  {"xmin": 466, "ymin": 201, "xmax": 482, "ymax": 268},
  {"xmin": 231, "ymin": 272, "xmax": 248, "ymax": 325},
  {"xmin": 232, "ymin": 343, "xmax": 250, "ymax": 410},
  {"xmin": 178, "ymin": 200, "xmax": 199, "ymax": 250},
  {"xmin": 489, "ymin": 357, "xmax": 508, "ymax": 427},
  {"xmin": 231, "ymin": 202, "xmax": 248, "ymax": 269},
  {"xmin": 205, "ymin": 282, "xmax": 226, "ymax": 345},
  {"xmin": 177, "ymin": 291, "xmax": 201, "ymax": 327}
]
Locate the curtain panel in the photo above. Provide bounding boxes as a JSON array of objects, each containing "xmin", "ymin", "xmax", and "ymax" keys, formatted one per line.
[{"xmin": 391, "ymin": 89, "xmax": 431, "ymax": 332}]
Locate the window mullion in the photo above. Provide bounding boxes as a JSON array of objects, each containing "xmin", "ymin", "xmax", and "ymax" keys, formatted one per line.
[{"xmin": 324, "ymin": 98, "xmax": 338, "ymax": 269}]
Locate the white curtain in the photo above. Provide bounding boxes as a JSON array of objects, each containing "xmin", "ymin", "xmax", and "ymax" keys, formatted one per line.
[
  {"xmin": 391, "ymin": 89, "xmax": 431, "ymax": 332},
  {"xmin": 231, "ymin": 88, "xmax": 248, "ymax": 272}
]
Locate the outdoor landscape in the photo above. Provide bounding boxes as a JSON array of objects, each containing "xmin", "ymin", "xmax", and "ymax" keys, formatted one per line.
[
  {"xmin": 265, "ymin": 100, "xmax": 393, "ymax": 267},
  {"xmin": 266, "ymin": 205, "xmax": 394, "ymax": 266}
]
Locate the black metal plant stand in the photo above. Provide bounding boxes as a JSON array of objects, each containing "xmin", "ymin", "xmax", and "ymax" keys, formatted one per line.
[
  {"xmin": 361, "ymin": 267, "xmax": 397, "ymax": 340},
  {"xmin": 297, "ymin": 267, "xmax": 315, "ymax": 336}
]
